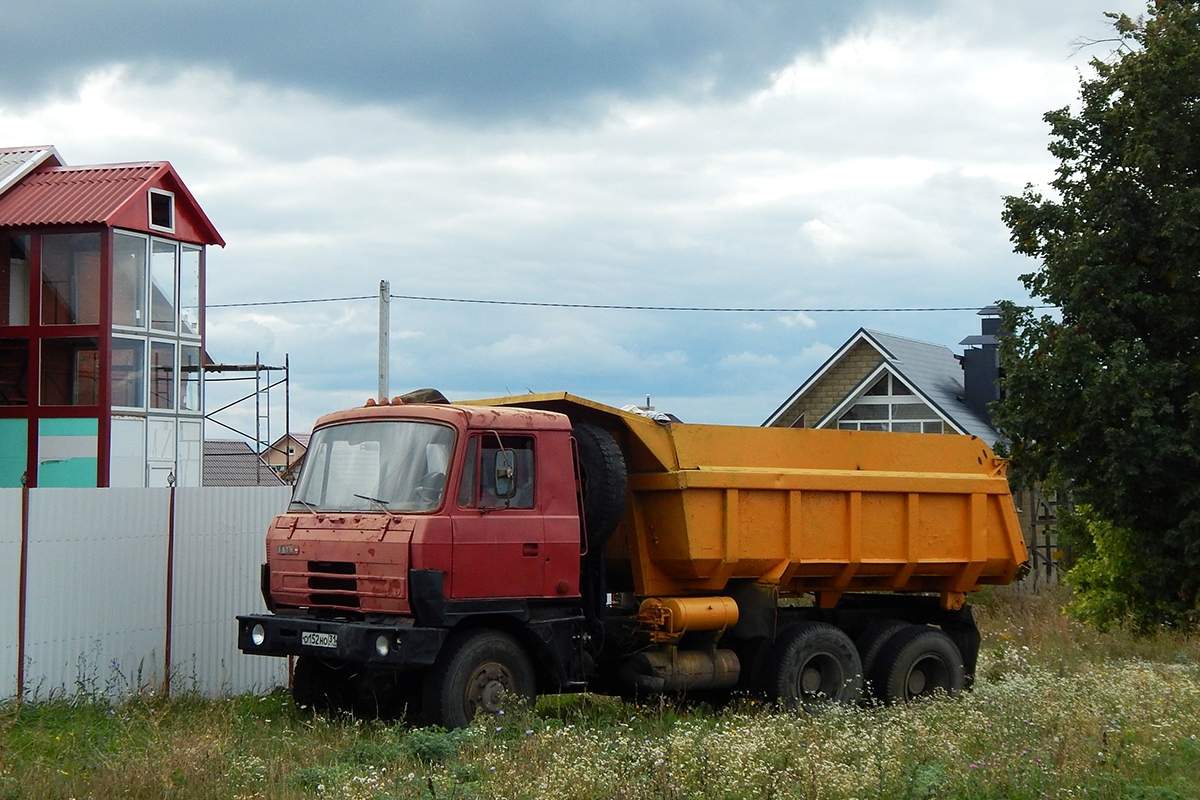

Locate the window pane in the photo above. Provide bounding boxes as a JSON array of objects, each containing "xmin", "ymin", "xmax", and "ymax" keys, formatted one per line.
[
  {"xmin": 457, "ymin": 437, "xmax": 478, "ymax": 507},
  {"xmin": 892, "ymin": 380, "xmax": 914, "ymax": 395},
  {"xmin": 112, "ymin": 233, "xmax": 147, "ymax": 328},
  {"xmin": 479, "ymin": 436, "xmax": 535, "ymax": 508},
  {"xmin": 864, "ymin": 374, "xmax": 889, "ymax": 396},
  {"xmin": 860, "ymin": 422, "xmax": 888, "ymax": 431},
  {"xmin": 893, "ymin": 402, "xmax": 936, "ymax": 420},
  {"xmin": 150, "ymin": 340, "xmax": 175, "ymax": 409},
  {"xmin": 0, "ymin": 338, "xmax": 28, "ymax": 405},
  {"xmin": 150, "ymin": 240, "xmax": 177, "ymax": 332},
  {"xmin": 922, "ymin": 421, "xmax": 945, "ymax": 434},
  {"xmin": 149, "ymin": 191, "xmax": 174, "ymax": 230},
  {"xmin": 41, "ymin": 233, "xmax": 101, "ymax": 325},
  {"xmin": 180, "ymin": 246, "xmax": 201, "ymax": 337},
  {"xmin": 892, "ymin": 422, "xmax": 922, "ymax": 433},
  {"xmin": 40, "ymin": 337, "xmax": 99, "ymax": 405},
  {"xmin": 841, "ymin": 403, "xmax": 887, "ymax": 421},
  {"xmin": 111, "ymin": 337, "xmax": 145, "ymax": 409},
  {"xmin": 292, "ymin": 420, "xmax": 456, "ymax": 513},
  {"xmin": 180, "ymin": 345, "xmax": 201, "ymax": 412},
  {"xmin": 1, "ymin": 235, "xmax": 30, "ymax": 326}
]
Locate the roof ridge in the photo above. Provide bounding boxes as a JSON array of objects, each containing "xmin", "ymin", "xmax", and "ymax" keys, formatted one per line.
[
  {"xmin": 39, "ymin": 161, "xmax": 165, "ymax": 172},
  {"xmin": 864, "ymin": 329, "xmax": 953, "ymax": 349}
]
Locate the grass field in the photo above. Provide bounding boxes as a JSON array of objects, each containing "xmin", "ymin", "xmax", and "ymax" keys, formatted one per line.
[{"xmin": 2, "ymin": 586, "xmax": 1199, "ymax": 800}]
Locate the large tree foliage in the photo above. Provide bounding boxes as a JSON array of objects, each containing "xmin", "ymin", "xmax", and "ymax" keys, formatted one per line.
[{"xmin": 998, "ymin": 1, "xmax": 1200, "ymax": 628}]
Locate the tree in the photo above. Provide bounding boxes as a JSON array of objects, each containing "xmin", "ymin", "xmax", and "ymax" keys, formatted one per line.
[{"xmin": 997, "ymin": 1, "xmax": 1200, "ymax": 628}]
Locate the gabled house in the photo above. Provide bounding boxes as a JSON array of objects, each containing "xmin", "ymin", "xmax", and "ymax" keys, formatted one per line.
[
  {"xmin": 0, "ymin": 145, "xmax": 224, "ymax": 487},
  {"xmin": 263, "ymin": 432, "xmax": 309, "ymax": 475},
  {"xmin": 764, "ymin": 307, "xmax": 1002, "ymax": 446}
]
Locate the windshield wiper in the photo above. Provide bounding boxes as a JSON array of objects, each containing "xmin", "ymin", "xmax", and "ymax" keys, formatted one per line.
[
  {"xmin": 354, "ymin": 493, "xmax": 398, "ymax": 517},
  {"xmin": 292, "ymin": 498, "xmax": 319, "ymax": 515}
]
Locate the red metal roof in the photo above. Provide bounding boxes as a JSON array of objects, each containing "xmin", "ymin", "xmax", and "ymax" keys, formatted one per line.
[{"xmin": 0, "ymin": 161, "xmax": 224, "ymax": 246}]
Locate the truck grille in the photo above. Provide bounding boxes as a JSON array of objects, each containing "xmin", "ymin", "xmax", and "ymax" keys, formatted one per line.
[{"xmin": 307, "ymin": 560, "xmax": 360, "ymax": 608}]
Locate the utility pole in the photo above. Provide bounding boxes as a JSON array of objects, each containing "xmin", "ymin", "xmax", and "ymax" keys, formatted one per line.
[{"xmin": 379, "ymin": 280, "xmax": 390, "ymax": 400}]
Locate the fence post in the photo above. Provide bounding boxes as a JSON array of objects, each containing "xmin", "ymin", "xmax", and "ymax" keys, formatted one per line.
[
  {"xmin": 164, "ymin": 484, "xmax": 177, "ymax": 697},
  {"xmin": 16, "ymin": 486, "xmax": 28, "ymax": 702}
]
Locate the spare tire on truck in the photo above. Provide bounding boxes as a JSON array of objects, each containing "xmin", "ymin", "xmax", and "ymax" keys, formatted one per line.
[{"xmin": 573, "ymin": 423, "xmax": 627, "ymax": 548}]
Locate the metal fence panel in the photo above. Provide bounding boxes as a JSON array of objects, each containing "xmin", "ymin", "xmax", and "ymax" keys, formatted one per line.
[
  {"xmin": 171, "ymin": 486, "xmax": 291, "ymax": 695},
  {"xmin": 0, "ymin": 489, "xmax": 21, "ymax": 700},
  {"xmin": 23, "ymin": 488, "xmax": 171, "ymax": 699}
]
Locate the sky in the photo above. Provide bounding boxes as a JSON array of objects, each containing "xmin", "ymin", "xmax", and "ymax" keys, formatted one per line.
[{"xmin": 1, "ymin": 0, "xmax": 1149, "ymax": 436}]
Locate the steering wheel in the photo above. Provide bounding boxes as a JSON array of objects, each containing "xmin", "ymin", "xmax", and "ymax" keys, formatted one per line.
[{"xmin": 415, "ymin": 471, "xmax": 446, "ymax": 504}]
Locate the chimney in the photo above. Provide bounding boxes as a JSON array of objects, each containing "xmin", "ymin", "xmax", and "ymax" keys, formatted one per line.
[{"xmin": 959, "ymin": 304, "xmax": 1003, "ymax": 424}]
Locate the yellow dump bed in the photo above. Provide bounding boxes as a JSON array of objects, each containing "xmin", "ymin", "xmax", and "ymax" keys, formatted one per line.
[{"xmin": 467, "ymin": 393, "xmax": 1028, "ymax": 601}]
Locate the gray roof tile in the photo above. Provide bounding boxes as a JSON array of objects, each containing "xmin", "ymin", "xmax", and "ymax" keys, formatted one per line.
[{"xmin": 203, "ymin": 440, "xmax": 285, "ymax": 486}]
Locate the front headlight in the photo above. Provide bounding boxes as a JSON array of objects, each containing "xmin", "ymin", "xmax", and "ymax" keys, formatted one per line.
[
  {"xmin": 375, "ymin": 634, "xmax": 391, "ymax": 657},
  {"xmin": 251, "ymin": 623, "xmax": 266, "ymax": 646}
]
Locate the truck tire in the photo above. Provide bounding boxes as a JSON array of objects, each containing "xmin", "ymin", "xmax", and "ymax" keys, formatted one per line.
[
  {"xmin": 769, "ymin": 622, "xmax": 862, "ymax": 710},
  {"xmin": 573, "ymin": 423, "xmax": 627, "ymax": 547},
  {"xmin": 870, "ymin": 625, "xmax": 964, "ymax": 704},
  {"xmin": 292, "ymin": 656, "xmax": 354, "ymax": 713},
  {"xmin": 423, "ymin": 630, "xmax": 536, "ymax": 729},
  {"xmin": 855, "ymin": 620, "xmax": 911, "ymax": 699}
]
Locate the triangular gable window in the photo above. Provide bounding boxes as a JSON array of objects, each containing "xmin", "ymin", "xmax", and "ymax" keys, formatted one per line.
[{"xmin": 832, "ymin": 372, "xmax": 944, "ymax": 434}]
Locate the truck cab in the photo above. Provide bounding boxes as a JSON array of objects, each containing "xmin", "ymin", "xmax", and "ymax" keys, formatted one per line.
[{"xmin": 240, "ymin": 401, "xmax": 593, "ymax": 723}]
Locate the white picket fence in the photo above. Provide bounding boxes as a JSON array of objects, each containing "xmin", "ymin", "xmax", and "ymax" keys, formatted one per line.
[{"xmin": 0, "ymin": 486, "xmax": 293, "ymax": 701}]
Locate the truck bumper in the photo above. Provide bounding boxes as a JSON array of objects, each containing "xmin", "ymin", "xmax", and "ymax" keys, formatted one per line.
[{"xmin": 237, "ymin": 614, "xmax": 447, "ymax": 668}]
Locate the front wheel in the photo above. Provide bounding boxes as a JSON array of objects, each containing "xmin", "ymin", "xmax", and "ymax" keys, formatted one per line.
[{"xmin": 423, "ymin": 630, "xmax": 536, "ymax": 729}]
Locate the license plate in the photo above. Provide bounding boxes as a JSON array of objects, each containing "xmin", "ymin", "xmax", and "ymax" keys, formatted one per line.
[{"xmin": 301, "ymin": 631, "xmax": 337, "ymax": 649}]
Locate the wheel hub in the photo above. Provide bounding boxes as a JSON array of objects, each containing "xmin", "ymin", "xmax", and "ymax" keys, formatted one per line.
[
  {"xmin": 465, "ymin": 662, "xmax": 515, "ymax": 715},
  {"xmin": 801, "ymin": 667, "xmax": 822, "ymax": 694}
]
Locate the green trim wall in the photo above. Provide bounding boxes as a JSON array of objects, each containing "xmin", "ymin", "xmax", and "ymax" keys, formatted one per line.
[
  {"xmin": 0, "ymin": 419, "xmax": 26, "ymax": 487},
  {"xmin": 37, "ymin": 418, "xmax": 98, "ymax": 487}
]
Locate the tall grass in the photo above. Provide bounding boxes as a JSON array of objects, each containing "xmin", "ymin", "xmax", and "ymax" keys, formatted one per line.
[{"xmin": 2, "ymin": 586, "xmax": 1198, "ymax": 799}]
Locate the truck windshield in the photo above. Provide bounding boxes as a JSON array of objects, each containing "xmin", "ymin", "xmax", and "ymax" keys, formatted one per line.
[{"xmin": 291, "ymin": 420, "xmax": 456, "ymax": 513}]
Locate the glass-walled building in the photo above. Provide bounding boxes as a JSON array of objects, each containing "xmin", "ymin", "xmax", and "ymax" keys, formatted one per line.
[{"xmin": 0, "ymin": 146, "xmax": 223, "ymax": 487}]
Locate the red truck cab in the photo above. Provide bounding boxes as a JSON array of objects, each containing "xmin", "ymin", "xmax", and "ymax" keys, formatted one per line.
[
  {"xmin": 239, "ymin": 401, "xmax": 593, "ymax": 721},
  {"xmin": 267, "ymin": 403, "xmax": 582, "ymax": 614}
]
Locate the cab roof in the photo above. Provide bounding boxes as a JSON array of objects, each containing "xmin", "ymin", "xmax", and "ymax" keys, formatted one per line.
[{"xmin": 312, "ymin": 401, "xmax": 572, "ymax": 433}]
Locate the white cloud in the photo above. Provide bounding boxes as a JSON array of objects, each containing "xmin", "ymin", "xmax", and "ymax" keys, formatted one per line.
[{"xmin": 0, "ymin": 1, "xmax": 1148, "ymax": 430}]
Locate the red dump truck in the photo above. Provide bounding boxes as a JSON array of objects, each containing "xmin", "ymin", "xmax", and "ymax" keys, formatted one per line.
[{"xmin": 238, "ymin": 392, "xmax": 1027, "ymax": 728}]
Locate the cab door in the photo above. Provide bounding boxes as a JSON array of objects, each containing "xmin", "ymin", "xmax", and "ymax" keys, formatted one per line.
[{"xmin": 450, "ymin": 433, "xmax": 546, "ymax": 599}]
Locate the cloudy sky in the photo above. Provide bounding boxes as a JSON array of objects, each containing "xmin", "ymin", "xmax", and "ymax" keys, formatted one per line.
[{"xmin": 2, "ymin": 0, "xmax": 1146, "ymax": 434}]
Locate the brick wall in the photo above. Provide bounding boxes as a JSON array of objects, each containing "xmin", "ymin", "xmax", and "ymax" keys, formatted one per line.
[{"xmin": 772, "ymin": 341, "xmax": 883, "ymax": 428}]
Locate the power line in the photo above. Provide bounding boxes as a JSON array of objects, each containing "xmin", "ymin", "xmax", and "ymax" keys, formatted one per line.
[
  {"xmin": 208, "ymin": 295, "xmax": 374, "ymax": 308},
  {"xmin": 210, "ymin": 292, "xmax": 1035, "ymax": 313}
]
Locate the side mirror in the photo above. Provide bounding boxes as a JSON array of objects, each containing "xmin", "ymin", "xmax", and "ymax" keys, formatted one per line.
[{"xmin": 494, "ymin": 450, "xmax": 516, "ymax": 499}]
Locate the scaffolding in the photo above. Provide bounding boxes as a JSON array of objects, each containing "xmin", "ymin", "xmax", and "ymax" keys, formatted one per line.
[{"xmin": 203, "ymin": 353, "xmax": 290, "ymax": 484}]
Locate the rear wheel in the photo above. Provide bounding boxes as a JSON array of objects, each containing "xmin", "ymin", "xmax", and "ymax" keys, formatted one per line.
[
  {"xmin": 423, "ymin": 630, "xmax": 536, "ymax": 729},
  {"xmin": 855, "ymin": 620, "xmax": 911, "ymax": 700},
  {"xmin": 870, "ymin": 625, "xmax": 965, "ymax": 704},
  {"xmin": 769, "ymin": 622, "xmax": 862, "ymax": 710}
]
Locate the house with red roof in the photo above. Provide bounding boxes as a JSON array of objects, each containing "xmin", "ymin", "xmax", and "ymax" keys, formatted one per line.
[{"xmin": 0, "ymin": 145, "xmax": 223, "ymax": 487}]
